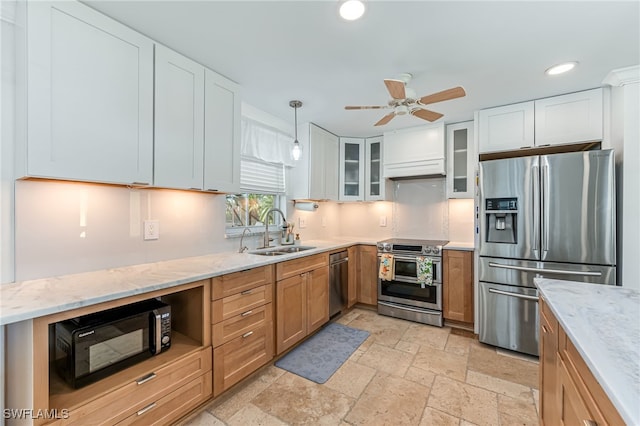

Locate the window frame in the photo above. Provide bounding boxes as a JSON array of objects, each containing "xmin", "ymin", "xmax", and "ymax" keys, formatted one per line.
[{"xmin": 225, "ymin": 192, "xmax": 287, "ymax": 238}]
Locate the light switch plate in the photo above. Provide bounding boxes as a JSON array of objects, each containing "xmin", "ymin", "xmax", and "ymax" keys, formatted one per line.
[
  {"xmin": 379, "ymin": 216, "xmax": 387, "ymax": 227},
  {"xmin": 144, "ymin": 220, "xmax": 160, "ymax": 240},
  {"xmin": 299, "ymin": 217, "xmax": 307, "ymax": 229}
]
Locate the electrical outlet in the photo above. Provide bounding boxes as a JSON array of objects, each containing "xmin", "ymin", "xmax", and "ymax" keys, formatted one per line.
[
  {"xmin": 144, "ymin": 220, "xmax": 160, "ymax": 240},
  {"xmin": 298, "ymin": 217, "xmax": 307, "ymax": 229},
  {"xmin": 379, "ymin": 216, "xmax": 387, "ymax": 227}
]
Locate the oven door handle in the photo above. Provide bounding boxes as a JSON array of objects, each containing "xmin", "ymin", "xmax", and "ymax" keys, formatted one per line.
[
  {"xmin": 488, "ymin": 262, "xmax": 602, "ymax": 277},
  {"xmin": 378, "ymin": 301, "xmax": 440, "ymax": 314},
  {"xmin": 377, "ymin": 254, "xmax": 430, "ymax": 262},
  {"xmin": 488, "ymin": 288, "xmax": 539, "ymax": 302}
]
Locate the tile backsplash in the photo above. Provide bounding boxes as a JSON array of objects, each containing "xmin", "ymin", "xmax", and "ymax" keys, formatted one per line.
[{"xmin": 14, "ymin": 178, "xmax": 474, "ymax": 281}]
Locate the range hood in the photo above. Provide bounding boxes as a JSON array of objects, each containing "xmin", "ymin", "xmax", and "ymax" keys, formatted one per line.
[{"xmin": 383, "ymin": 123, "xmax": 446, "ymax": 179}]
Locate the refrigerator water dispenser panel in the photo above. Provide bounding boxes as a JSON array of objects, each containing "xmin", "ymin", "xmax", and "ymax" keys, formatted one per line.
[{"xmin": 485, "ymin": 198, "xmax": 518, "ymax": 244}]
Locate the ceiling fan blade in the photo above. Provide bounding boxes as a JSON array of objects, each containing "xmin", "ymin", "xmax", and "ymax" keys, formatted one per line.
[
  {"xmin": 418, "ymin": 86, "xmax": 466, "ymax": 105},
  {"xmin": 384, "ymin": 79, "xmax": 406, "ymax": 100},
  {"xmin": 411, "ymin": 108, "xmax": 443, "ymax": 122},
  {"xmin": 345, "ymin": 105, "xmax": 387, "ymax": 110},
  {"xmin": 374, "ymin": 113, "xmax": 396, "ymax": 126}
]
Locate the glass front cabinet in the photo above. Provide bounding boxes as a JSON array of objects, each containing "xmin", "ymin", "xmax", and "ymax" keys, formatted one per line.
[
  {"xmin": 446, "ymin": 121, "xmax": 476, "ymax": 199},
  {"xmin": 339, "ymin": 136, "xmax": 385, "ymax": 201}
]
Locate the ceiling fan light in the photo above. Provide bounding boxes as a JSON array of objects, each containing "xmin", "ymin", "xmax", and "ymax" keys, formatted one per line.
[
  {"xmin": 339, "ymin": 0, "xmax": 365, "ymax": 21},
  {"xmin": 545, "ymin": 61, "xmax": 578, "ymax": 76},
  {"xmin": 395, "ymin": 105, "xmax": 409, "ymax": 115}
]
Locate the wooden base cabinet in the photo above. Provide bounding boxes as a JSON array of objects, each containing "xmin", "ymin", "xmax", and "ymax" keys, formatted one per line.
[
  {"xmin": 443, "ymin": 249, "xmax": 474, "ymax": 324},
  {"xmin": 211, "ymin": 266, "xmax": 274, "ymax": 397},
  {"xmin": 539, "ymin": 298, "xmax": 624, "ymax": 426},
  {"xmin": 357, "ymin": 245, "xmax": 378, "ymax": 306},
  {"xmin": 276, "ymin": 254, "xmax": 329, "ymax": 355},
  {"xmin": 347, "ymin": 246, "xmax": 358, "ymax": 308}
]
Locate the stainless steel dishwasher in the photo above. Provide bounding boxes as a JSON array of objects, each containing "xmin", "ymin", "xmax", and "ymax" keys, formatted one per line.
[{"xmin": 329, "ymin": 251, "xmax": 349, "ymax": 318}]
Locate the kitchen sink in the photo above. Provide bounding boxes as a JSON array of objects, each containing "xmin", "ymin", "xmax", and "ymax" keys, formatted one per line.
[{"xmin": 249, "ymin": 246, "xmax": 316, "ymax": 256}]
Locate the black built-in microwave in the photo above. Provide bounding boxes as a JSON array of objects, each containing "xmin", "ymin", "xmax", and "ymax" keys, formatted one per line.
[{"xmin": 55, "ymin": 298, "xmax": 171, "ymax": 388}]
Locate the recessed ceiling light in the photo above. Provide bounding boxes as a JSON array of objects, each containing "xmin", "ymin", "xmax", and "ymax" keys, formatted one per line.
[
  {"xmin": 545, "ymin": 61, "xmax": 578, "ymax": 76},
  {"xmin": 339, "ymin": 0, "xmax": 365, "ymax": 21}
]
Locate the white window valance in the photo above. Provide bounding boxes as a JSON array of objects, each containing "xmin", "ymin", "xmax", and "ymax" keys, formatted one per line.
[{"xmin": 241, "ymin": 118, "xmax": 295, "ymax": 167}]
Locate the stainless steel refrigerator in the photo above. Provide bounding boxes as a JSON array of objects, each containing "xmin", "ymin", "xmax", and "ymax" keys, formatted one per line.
[{"xmin": 478, "ymin": 150, "xmax": 616, "ymax": 356}]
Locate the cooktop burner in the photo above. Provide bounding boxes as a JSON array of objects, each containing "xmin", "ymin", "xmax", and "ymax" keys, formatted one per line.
[{"xmin": 376, "ymin": 238, "xmax": 448, "ymax": 256}]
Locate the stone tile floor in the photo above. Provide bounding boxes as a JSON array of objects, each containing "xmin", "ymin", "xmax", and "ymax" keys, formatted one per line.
[{"xmin": 180, "ymin": 308, "xmax": 539, "ymax": 426}]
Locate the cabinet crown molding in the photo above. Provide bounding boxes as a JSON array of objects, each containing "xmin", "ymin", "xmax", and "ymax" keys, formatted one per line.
[{"xmin": 603, "ymin": 65, "xmax": 640, "ymax": 87}]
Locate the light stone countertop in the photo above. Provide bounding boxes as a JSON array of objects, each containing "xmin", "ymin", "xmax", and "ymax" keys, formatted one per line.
[
  {"xmin": 535, "ymin": 278, "xmax": 640, "ymax": 426},
  {"xmin": 444, "ymin": 241, "xmax": 475, "ymax": 251},
  {"xmin": 0, "ymin": 239, "xmax": 372, "ymax": 326}
]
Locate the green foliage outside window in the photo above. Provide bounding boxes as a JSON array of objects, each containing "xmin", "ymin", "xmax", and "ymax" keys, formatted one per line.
[{"xmin": 225, "ymin": 194, "xmax": 278, "ymax": 228}]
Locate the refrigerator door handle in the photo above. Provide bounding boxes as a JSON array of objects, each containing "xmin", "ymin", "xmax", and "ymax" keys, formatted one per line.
[
  {"xmin": 488, "ymin": 288, "xmax": 539, "ymax": 302},
  {"xmin": 488, "ymin": 262, "xmax": 603, "ymax": 277},
  {"xmin": 532, "ymin": 163, "xmax": 540, "ymax": 253},
  {"xmin": 542, "ymin": 161, "xmax": 550, "ymax": 253}
]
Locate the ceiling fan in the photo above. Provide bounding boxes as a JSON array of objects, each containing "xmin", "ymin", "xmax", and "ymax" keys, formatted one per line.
[{"xmin": 345, "ymin": 73, "xmax": 466, "ymax": 126}]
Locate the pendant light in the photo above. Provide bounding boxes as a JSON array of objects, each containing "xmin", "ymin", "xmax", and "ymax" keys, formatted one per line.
[{"xmin": 290, "ymin": 100, "xmax": 303, "ymax": 161}]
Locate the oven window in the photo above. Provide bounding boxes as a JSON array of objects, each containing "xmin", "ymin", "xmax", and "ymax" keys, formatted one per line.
[
  {"xmin": 395, "ymin": 259, "xmax": 417, "ymax": 278},
  {"xmin": 381, "ymin": 281, "xmax": 438, "ymax": 304},
  {"xmin": 89, "ymin": 328, "xmax": 144, "ymax": 373}
]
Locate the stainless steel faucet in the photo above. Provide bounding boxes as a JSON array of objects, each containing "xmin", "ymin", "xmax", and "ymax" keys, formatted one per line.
[
  {"xmin": 238, "ymin": 227, "xmax": 251, "ymax": 253},
  {"xmin": 262, "ymin": 208, "xmax": 288, "ymax": 249}
]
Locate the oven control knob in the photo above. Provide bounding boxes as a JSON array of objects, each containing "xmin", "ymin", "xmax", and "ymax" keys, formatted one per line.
[
  {"xmin": 424, "ymin": 247, "xmax": 432, "ymax": 254},
  {"xmin": 432, "ymin": 247, "xmax": 440, "ymax": 255},
  {"xmin": 162, "ymin": 335, "xmax": 170, "ymax": 345}
]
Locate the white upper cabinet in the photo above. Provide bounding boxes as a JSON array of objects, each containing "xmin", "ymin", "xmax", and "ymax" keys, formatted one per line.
[
  {"xmin": 365, "ymin": 136, "xmax": 386, "ymax": 201},
  {"xmin": 154, "ymin": 45, "xmax": 205, "ymax": 190},
  {"xmin": 478, "ymin": 88, "xmax": 604, "ymax": 154},
  {"xmin": 534, "ymin": 88, "xmax": 603, "ymax": 146},
  {"xmin": 288, "ymin": 123, "xmax": 339, "ymax": 201},
  {"xmin": 383, "ymin": 123, "xmax": 445, "ymax": 178},
  {"xmin": 339, "ymin": 138, "xmax": 365, "ymax": 201},
  {"xmin": 478, "ymin": 102, "xmax": 535, "ymax": 153},
  {"xmin": 338, "ymin": 136, "xmax": 387, "ymax": 201},
  {"xmin": 22, "ymin": 1, "xmax": 154, "ymax": 184},
  {"xmin": 446, "ymin": 121, "xmax": 476, "ymax": 199},
  {"xmin": 204, "ymin": 69, "xmax": 241, "ymax": 193}
]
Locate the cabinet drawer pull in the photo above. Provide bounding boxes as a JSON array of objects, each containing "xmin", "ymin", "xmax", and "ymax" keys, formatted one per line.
[
  {"xmin": 131, "ymin": 181, "xmax": 150, "ymax": 186},
  {"xmin": 137, "ymin": 402, "xmax": 157, "ymax": 416},
  {"xmin": 241, "ymin": 310, "xmax": 253, "ymax": 317},
  {"xmin": 206, "ymin": 188, "xmax": 218, "ymax": 192},
  {"xmin": 583, "ymin": 421, "xmax": 597, "ymax": 426},
  {"xmin": 242, "ymin": 331, "xmax": 254, "ymax": 338},
  {"xmin": 241, "ymin": 289, "xmax": 253, "ymax": 295},
  {"xmin": 542, "ymin": 325, "xmax": 549, "ymax": 334},
  {"xmin": 136, "ymin": 372, "xmax": 156, "ymax": 385}
]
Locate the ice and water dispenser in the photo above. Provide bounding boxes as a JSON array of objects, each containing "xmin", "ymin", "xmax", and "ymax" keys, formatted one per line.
[{"xmin": 485, "ymin": 198, "xmax": 518, "ymax": 244}]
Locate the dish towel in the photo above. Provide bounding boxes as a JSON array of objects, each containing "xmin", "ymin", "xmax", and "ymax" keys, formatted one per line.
[
  {"xmin": 378, "ymin": 253, "xmax": 395, "ymax": 281},
  {"xmin": 416, "ymin": 256, "xmax": 433, "ymax": 289}
]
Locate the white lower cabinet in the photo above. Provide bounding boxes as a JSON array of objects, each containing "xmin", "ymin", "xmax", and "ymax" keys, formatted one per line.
[{"xmin": 20, "ymin": 0, "xmax": 154, "ymax": 185}]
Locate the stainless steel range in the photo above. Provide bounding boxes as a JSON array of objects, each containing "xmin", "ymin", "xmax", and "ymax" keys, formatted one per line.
[{"xmin": 376, "ymin": 238, "xmax": 447, "ymax": 327}]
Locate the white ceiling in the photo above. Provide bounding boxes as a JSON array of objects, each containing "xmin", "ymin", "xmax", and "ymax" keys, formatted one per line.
[{"xmin": 84, "ymin": 0, "xmax": 639, "ymax": 138}]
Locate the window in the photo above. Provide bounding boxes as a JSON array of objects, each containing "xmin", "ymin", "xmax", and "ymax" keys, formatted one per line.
[{"xmin": 225, "ymin": 193, "xmax": 284, "ymax": 228}]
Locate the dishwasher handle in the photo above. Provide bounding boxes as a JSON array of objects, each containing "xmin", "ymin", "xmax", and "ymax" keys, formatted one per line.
[{"xmin": 330, "ymin": 257, "xmax": 349, "ymax": 266}]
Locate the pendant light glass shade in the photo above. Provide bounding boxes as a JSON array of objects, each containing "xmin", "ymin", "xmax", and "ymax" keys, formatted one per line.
[{"xmin": 290, "ymin": 100, "xmax": 303, "ymax": 161}]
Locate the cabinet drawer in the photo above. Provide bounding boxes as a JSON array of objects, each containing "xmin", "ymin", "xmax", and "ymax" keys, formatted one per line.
[
  {"xmin": 116, "ymin": 371, "xmax": 212, "ymax": 426},
  {"xmin": 559, "ymin": 330, "xmax": 624, "ymax": 425},
  {"xmin": 212, "ymin": 265, "xmax": 274, "ymax": 300},
  {"xmin": 213, "ymin": 322, "xmax": 274, "ymax": 396},
  {"xmin": 55, "ymin": 347, "xmax": 212, "ymax": 425},
  {"xmin": 212, "ymin": 284, "xmax": 272, "ymax": 323},
  {"xmin": 212, "ymin": 303, "xmax": 272, "ymax": 347},
  {"xmin": 276, "ymin": 253, "xmax": 328, "ymax": 281}
]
